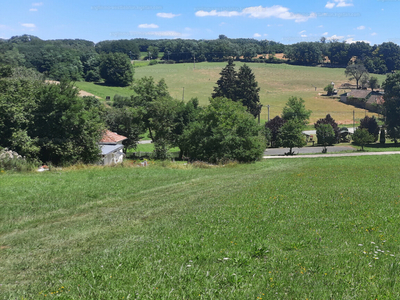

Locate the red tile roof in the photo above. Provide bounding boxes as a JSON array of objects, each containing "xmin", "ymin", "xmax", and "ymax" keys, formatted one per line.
[{"xmin": 100, "ymin": 130, "xmax": 127, "ymax": 143}]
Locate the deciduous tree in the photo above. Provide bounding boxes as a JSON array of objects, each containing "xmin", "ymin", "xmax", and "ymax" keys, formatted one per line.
[
  {"xmin": 279, "ymin": 120, "xmax": 307, "ymax": 155},
  {"xmin": 282, "ymin": 97, "xmax": 311, "ymax": 126},
  {"xmin": 181, "ymin": 97, "xmax": 266, "ymax": 163},
  {"xmin": 99, "ymin": 52, "xmax": 134, "ymax": 86},
  {"xmin": 345, "ymin": 63, "xmax": 369, "ymax": 89},
  {"xmin": 352, "ymin": 128, "xmax": 374, "ymax": 150},
  {"xmin": 382, "ymin": 72, "xmax": 400, "ymax": 143}
]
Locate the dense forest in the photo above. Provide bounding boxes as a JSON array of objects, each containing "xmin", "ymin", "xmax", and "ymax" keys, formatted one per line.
[{"xmin": 1, "ymin": 34, "xmax": 400, "ymax": 82}]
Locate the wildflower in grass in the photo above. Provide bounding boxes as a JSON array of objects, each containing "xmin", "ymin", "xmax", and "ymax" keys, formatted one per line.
[{"xmin": 358, "ymin": 244, "xmax": 363, "ymax": 246}]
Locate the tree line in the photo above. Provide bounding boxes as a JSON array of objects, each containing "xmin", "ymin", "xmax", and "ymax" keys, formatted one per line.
[{"xmin": 3, "ymin": 34, "xmax": 400, "ymax": 83}]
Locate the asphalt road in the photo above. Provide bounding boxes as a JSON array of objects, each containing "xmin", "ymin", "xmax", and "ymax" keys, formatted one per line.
[{"xmin": 263, "ymin": 146, "xmax": 356, "ymax": 156}]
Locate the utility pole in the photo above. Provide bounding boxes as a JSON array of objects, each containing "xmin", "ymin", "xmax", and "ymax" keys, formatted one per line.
[
  {"xmin": 182, "ymin": 87, "xmax": 185, "ymax": 101},
  {"xmin": 353, "ymin": 110, "xmax": 355, "ymax": 132},
  {"xmin": 267, "ymin": 105, "xmax": 270, "ymax": 122},
  {"xmin": 193, "ymin": 53, "xmax": 196, "ymax": 69},
  {"xmin": 148, "ymin": 51, "xmax": 150, "ymax": 61}
]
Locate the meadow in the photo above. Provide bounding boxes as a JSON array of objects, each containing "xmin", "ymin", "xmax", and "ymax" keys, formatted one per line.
[
  {"xmin": 1, "ymin": 156, "xmax": 400, "ymax": 299},
  {"xmin": 75, "ymin": 62, "xmax": 385, "ymax": 124}
]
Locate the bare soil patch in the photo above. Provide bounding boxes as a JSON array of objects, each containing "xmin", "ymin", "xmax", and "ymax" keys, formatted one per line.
[{"xmin": 45, "ymin": 80, "xmax": 100, "ymax": 99}]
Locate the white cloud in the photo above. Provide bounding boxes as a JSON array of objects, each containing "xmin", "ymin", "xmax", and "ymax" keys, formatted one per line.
[
  {"xmin": 301, "ymin": 34, "xmax": 308, "ymax": 38},
  {"xmin": 219, "ymin": 22, "xmax": 226, "ymax": 26},
  {"xmin": 318, "ymin": 25, "xmax": 324, "ymax": 28},
  {"xmin": 21, "ymin": 23, "xmax": 36, "ymax": 28},
  {"xmin": 371, "ymin": 32, "xmax": 377, "ymax": 36},
  {"xmin": 195, "ymin": 5, "xmax": 316, "ymax": 22},
  {"xmin": 357, "ymin": 25, "xmax": 365, "ymax": 30},
  {"xmin": 146, "ymin": 31, "xmax": 183, "ymax": 37},
  {"xmin": 325, "ymin": 0, "xmax": 353, "ymax": 9},
  {"xmin": 29, "ymin": 8, "xmax": 38, "ymax": 12},
  {"xmin": 32, "ymin": 2, "xmax": 43, "ymax": 6},
  {"xmin": 299, "ymin": 30, "xmax": 306, "ymax": 34},
  {"xmin": 156, "ymin": 12, "xmax": 180, "ymax": 18},
  {"xmin": 323, "ymin": 32, "xmax": 328, "ymax": 36},
  {"xmin": 195, "ymin": 10, "xmax": 241, "ymax": 17},
  {"xmin": 253, "ymin": 33, "xmax": 261, "ymax": 37},
  {"xmin": 138, "ymin": 23, "xmax": 158, "ymax": 29},
  {"xmin": 336, "ymin": 0, "xmax": 353, "ymax": 7},
  {"xmin": 346, "ymin": 38, "xmax": 370, "ymax": 44},
  {"xmin": 264, "ymin": 33, "xmax": 268, "ymax": 36},
  {"xmin": 325, "ymin": 2, "xmax": 335, "ymax": 9},
  {"xmin": 327, "ymin": 34, "xmax": 344, "ymax": 40}
]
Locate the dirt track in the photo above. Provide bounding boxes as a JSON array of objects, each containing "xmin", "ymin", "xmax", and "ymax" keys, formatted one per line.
[{"xmin": 45, "ymin": 80, "xmax": 100, "ymax": 99}]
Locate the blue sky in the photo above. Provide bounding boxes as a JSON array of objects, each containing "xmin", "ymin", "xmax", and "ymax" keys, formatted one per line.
[{"xmin": 0, "ymin": 0, "xmax": 399, "ymax": 45}]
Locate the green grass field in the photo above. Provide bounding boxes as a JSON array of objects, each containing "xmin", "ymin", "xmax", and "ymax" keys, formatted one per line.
[
  {"xmin": 76, "ymin": 62, "xmax": 385, "ymax": 124},
  {"xmin": 1, "ymin": 156, "xmax": 400, "ymax": 299}
]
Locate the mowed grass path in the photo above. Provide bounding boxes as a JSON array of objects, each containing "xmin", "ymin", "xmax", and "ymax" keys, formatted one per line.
[
  {"xmin": 1, "ymin": 156, "xmax": 400, "ymax": 299},
  {"xmin": 76, "ymin": 62, "xmax": 386, "ymax": 124}
]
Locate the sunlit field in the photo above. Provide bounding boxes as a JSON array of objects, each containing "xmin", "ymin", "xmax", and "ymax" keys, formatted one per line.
[{"xmin": 1, "ymin": 155, "xmax": 400, "ymax": 299}]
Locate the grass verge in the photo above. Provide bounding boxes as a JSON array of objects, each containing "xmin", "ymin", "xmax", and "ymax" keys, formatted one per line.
[{"xmin": 1, "ymin": 156, "xmax": 400, "ymax": 298}]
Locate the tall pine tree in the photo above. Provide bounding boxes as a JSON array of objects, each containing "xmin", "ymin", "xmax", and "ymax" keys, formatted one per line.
[
  {"xmin": 237, "ymin": 64, "xmax": 261, "ymax": 117},
  {"xmin": 212, "ymin": 60, "xmax": 261, "ymax": 117},
  {"xmin": 212, "ymin": 58, "xmax": 238, "ymax": 101}
]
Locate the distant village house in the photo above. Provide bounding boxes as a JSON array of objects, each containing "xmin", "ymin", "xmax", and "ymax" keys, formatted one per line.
[
  {"xmin": 99, "ymin": 130, "xmax": 127, "ymax": 165},
  {"xmin": 340, "ymin": 89, "xmax": 384, "ymax": 113}
]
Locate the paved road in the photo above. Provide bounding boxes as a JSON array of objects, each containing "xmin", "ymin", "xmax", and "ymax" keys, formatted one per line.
[
  {"xmin": 264, "ymin": 151, "xmax": 400, "ymax": 159},
  {"xmin": 138, "ymin": 140, "xmax": 152, "ymax": 144},
  {"xmin": 303, "ymin": 127, "xmax": 355, "ymax": 136},
  {"xmin": 263, "ymin": 146, "xmax": 355, "ymax": 156}
]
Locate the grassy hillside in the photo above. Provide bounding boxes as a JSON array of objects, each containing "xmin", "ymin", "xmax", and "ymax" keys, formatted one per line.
[
  {"xmin": 1, "ymin": 156, "xmax": 400, "ymax": 299},
  {"xmin": 76, "ymin": 62, "xmax": 385, "ymax": 124}
]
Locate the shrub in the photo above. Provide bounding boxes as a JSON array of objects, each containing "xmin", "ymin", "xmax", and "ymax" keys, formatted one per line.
[
  {"xmin": 352, "ymin": 128, "xmax": 375, "ymax": 151},
  {"xmin": 265, "ymin": 116, "xmax": 285, "ymax": 147},
  {"xmin": 181, "ymin": 97, "xmax": 266, "ymax": 163},
  {"xmin": 316, "ymin": 124, "xmax": 335, "ymax": 150},
  {"xmin": 380, "ymin": 128, "xmax": 386, "ymax": 144},
  {"xmin": 149, "ymin": 60, "xmax": 158, "ymax": 66},
  {"xmin": 314, "ymin": 114, "xmax": 340, "ymax": 143},
  {"xmin": 359, "ymin": 116, "xmax": 379, "ymax": 142},
  {"xmin": 0, "ymin": 148, "xmax": 39, "ymax": 172},
  {"xmin": 324, "ymin": 84, "xmax": 334, "ymax": 96}
]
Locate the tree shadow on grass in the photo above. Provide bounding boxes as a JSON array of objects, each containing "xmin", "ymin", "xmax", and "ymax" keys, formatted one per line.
[
  {"xmin": 93, "ymin": 82, "xmax": 130, "ymax": 88},
  {"xmin": 363, "ymin": 143, "xmax": 400, "ymax": 149}
]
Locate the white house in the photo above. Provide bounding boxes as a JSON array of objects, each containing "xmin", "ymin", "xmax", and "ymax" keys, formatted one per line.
[{"xmin": 99, "ymin": 130, "xmax": 127, "ymax": 165}]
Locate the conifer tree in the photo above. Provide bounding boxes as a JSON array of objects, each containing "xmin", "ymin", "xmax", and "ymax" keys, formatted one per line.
[
  {"xmin": 237, "ymin": 64, "xmax": 261, "ymax": 117},
  {"xmin": 213, "ymin": 60, "xmax": 261, "ymax": 117},
  {"xmin": 212, "ymin": 58, "xmax": 238, "ymax": 101}
]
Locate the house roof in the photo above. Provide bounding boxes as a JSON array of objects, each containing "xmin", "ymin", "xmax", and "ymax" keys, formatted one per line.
[
  {"xmin": 100, "ymin": 144, "xmax": 124, "ymax": 156},
  {"xmin": 347, "ymin": 89, "xmax": 371, "ymax": 99},
  {"xmin": 100, "ymin": 130, "xmax": 127, "ymax": 144},
  {"xmin": 366, "ymin": 93, "xmax": 385, "ymax": 105}
]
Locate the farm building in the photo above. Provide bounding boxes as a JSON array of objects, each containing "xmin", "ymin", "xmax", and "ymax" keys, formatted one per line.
[
  {"xmin": 99, "ymin": 130, "xmax": 127, "ymax": 165},
  {"xmin": 340, "ymin": 90, "xmax": 384, "ymax": 113}
]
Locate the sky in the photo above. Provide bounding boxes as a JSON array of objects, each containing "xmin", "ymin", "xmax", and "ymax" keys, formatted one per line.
[{"xmin": 0, "ymin": 0, "xmax": 399, "ymax": 45}]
